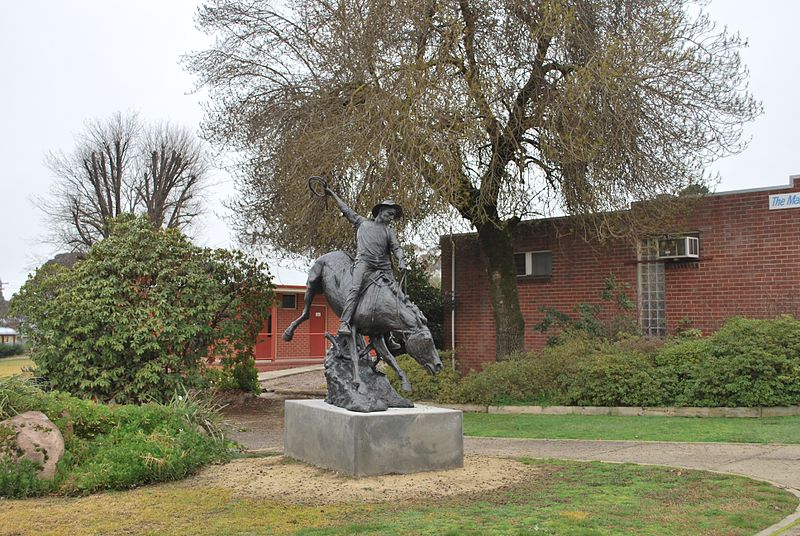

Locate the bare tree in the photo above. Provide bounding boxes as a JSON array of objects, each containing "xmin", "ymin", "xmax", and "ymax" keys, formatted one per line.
[
  {"xmin": 42, "ymin": 112, "xmax": 139, "ymax": 248},
  {"xmin": 41, "ymin": 112, "xmax": 208, "ymax": 250},
  {"xmin": 187, "ymin": 0, "xmax": 760, "ymax": 361},
  {"xmin": 136, "ymin": 123, "xmax": 208, "ymax": 230}
]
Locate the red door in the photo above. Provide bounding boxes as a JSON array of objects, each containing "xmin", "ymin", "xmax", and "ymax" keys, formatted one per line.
[
  {"xmin": 254, "ymin": 311, "xmax": 274, "ymax": 360},
  {"xmin": 309, "ymin": 305, "xmax": 327, "ymax": 357}
]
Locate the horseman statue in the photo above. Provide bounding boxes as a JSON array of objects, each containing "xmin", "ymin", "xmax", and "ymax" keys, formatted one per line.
[
  {"xmin": 283, "ymin": 178, "xmax": 443, "ymax": 412},
  {"xmin": 329, "ymin": 186, "xmax": 406, "ymax": 338}
]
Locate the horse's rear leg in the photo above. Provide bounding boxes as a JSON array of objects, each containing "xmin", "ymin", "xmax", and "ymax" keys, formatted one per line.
[
  {"xmin": 282, "ymin": 264, "xmax": 322, "ymax": 341},
  {"xmin": 375, "ymin": 335, "xmax": 412, "ymax": 392},
  {"xmin": 350, "ymin": 330, "xmax": 367, "ymax": 394}
]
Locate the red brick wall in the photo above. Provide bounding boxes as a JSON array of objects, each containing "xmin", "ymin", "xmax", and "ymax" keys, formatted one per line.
[
  {"xmin": 665, "ymin": 178, "xmax": 800, "ymax": 333},
  {"xmin": 255, "ymin": 290, "xmax": 342, "ymax": 371},
  {"xmin": 442, "ymin": 177, "xmax": 800, "ymax": 371}
]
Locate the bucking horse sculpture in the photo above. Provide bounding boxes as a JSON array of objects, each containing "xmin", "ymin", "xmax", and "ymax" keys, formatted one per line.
[
  {"xmin": 282, "ymin": 177, "xmax": 442, "ymax": 412},
  {"xmin": 283, "ymin": 250, "xmax": 443, "ymax": 412}
]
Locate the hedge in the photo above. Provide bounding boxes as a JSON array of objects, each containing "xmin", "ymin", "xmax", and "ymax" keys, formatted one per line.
[{"xmin": 400, "ymin": 316, "xmax": 800, "ymax": 408}]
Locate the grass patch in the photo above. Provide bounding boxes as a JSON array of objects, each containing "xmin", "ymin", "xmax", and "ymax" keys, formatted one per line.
[
  {"xmin": 0, "ymin": 377, "xmax": 232, "ymax": 497},
  {"xmin": 464, "ymin": 413, "xmax": 800, "ymax": 443},
  {"xmin": 0, "ymin": 459, "xmax": 793, "ymax": 535},
  {"xmin": 0, "ymin": 356, "xmax": 33, "ymax": 378}
]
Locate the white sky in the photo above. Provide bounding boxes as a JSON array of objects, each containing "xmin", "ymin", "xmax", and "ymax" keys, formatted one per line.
[{"xmin": 1, "ymin": 0, "xmax": 798, "ymax": 297}]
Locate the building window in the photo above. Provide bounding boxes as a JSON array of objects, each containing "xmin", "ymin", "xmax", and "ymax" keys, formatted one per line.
[
  {"xmin": 282, "ymin": 294, "xmax": 297, "ymax": 309},
  {"xmin": 638, "ymin": 239, "xmax": 666, "ymax": 336},
  {"xmin": 514, "ymin": 251, "xmax": 552, "ymax": 277}
]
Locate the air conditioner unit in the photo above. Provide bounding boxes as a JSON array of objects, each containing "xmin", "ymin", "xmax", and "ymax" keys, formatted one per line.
[{"xmin": 657, "ymin": 236, "xmax": 699, "ymax": 260}]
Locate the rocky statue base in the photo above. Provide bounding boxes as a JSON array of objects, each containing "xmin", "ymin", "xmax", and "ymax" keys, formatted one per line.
[
  {"xmin": 284, "ymin": 399, "xmax": 464, "ymax": 476},
  {"xmin": 324, "ymin": 336, "xmax": 412, "ymax": 412}
]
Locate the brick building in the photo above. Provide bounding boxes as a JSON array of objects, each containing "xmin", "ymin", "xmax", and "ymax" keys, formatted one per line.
[
  {"xmin": 441, "ymin": 176, "xmax": 800, "ymax": 371},
  {"xmin": 253, "ymin": 285, "xmax": 339, "ymax": 371}
]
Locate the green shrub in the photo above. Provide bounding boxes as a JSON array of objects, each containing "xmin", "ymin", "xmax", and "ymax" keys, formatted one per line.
[
  {"xmin": 385, "ymin": 351, "xmax": 461, "ymax": 401},
  {"xmin": 652, "ymin": 337, "xmax": 711, "ymax": 405},
  {"xmin": 231, "ymin": 357, "xmax": 261, "ymax": 395},
  {"xmin": 0, "ymin": 344, "xmax": 25, "ymax": 358},
  {"xmin": 454, "ymin": 355, "xmax": 550, "ymax": 406},
  {"xmin": 557, "ymin": 350, "xmax": 664, "ymax": 406},
  {"xmin": 0, "ymin": 377, "xmax": 232, "ymax": 498},
  {"xmin": 456, "ymin": 331, "xmax": 607, "ymax": 405},
  {"xmin": 670, "ymin": 317, "xmax": 800, "ymax": 407},
  {"xmin": 406, "ymin": 316, "xmax": 800, "ymax": 408},
  {"xmin": 10, "ymin": 216, "xmax": 273, "ymax": 404},
  {"xmin": 400, "ymin": 250, "xmax": 453, "ymax": 349},
  {"xmin": 0, "ymin": 459, "xmax": 52, "ymax": 498}
]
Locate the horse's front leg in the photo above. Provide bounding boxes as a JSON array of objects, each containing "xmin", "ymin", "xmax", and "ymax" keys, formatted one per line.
[{"xmin": 375, "ymin": 335, "xmax": 412, "ymax": 392}]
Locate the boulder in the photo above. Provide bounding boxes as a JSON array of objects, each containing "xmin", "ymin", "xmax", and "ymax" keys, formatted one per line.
[{"xmin": 0, "ymin": 411, "xmax": 65, "ymax": 479}]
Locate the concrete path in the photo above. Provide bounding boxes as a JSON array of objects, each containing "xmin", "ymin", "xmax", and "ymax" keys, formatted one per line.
[
  {"xmin": 257, "ymin": 364, "xmax": 324, "ymax": 381},
  {"xmin": 466, "ymin": 437, "xmax": 800, "ymax": 489}
]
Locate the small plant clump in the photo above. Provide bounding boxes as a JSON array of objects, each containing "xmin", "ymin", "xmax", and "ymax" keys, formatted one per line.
[
  {"xmin": 0, "ymin": 377, "xmax": 233, "ymax": 498},
  {"xmin": 0, "ymin": 344, "xmax": 26, "ymax": 358}
]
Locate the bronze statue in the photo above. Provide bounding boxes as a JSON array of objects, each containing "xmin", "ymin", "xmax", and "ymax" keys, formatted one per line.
[
  {"xmin": 325, "ymin": 186, "xmax": 408, "ymax": 337},
  {"xmin": 283, "ymin": 178, "xmax": 443, "ymax": 412}
]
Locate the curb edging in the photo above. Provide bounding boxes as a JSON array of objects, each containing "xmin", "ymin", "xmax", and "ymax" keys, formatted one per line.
[{"xmin": 424, "ymin": 403, "xmax": 800, "ymax": 418}]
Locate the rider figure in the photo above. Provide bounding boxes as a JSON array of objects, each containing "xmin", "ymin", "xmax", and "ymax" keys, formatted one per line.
[{"xmin": 324, "ymin": 185, "xmax": 408, "ymax": 336}]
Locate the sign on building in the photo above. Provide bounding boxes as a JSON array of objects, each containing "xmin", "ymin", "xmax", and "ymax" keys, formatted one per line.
[{"xmin": 769, "ymin": 193, "xmax": 800, "ymax": 210}]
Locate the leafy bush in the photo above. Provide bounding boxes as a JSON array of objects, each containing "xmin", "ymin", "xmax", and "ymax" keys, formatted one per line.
[
  {"xmin": 0, "ymin": 344, "xmax": 25, "ymax": 358},
  {"xmin": 453, "ymin": 336, "xmax": 613, "ymax": 405},
  {"xmin": 0, "ymin": 377, "xmax": 231, "ymax": 498},
  {"xmin": 652, "ymin": 337, "xmax": 711, "ymax": 405},
  {"xmin": 385, "ymin": 352, "xmax": 461, "ymax": 401},
  {"xmin": 10, "ymin": 216, "xmax": 273, "ymax": 403},
  {"xmin": 454, "ymin": 355, "xmax": 550, "ymax": 406},
  {"xmin": 657, "ymin": 317, "xmax": 800, "ymax": 407},
  {"xmin": 558, "ymin": 350, "xmax": 664, "ymax": 407},
  {"xmin": 432, "ymin": 317, "xmax": 800, "ymax": 408}
]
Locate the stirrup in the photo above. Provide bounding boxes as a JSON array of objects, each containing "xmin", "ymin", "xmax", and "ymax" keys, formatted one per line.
[{"xmin": 387, "ymin": 334, "xmax": 401, "ymax": 352}]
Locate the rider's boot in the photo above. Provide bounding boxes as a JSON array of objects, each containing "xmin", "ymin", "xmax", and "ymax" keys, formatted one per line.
[{"xmin": 338, "ymin": 321, "xmax": 352, "ymax": 336}]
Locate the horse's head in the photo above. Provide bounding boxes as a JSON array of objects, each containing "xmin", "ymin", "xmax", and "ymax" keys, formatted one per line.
[{"xmin": 405, "ymin": 327, "xmax": 443, "ymax": 376}]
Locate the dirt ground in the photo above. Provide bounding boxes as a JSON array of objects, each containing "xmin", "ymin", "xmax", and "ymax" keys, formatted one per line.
[
  {"xmin": 219, "ymin": 370, "xmax": 327, "ymax": 451},
  {"xmin": 187, "ymin": 454, "xmax": 537, "ymax": 504},
  {"xmin": 213, "ymin": 370, "xmax": 537, "ymax": 503}
]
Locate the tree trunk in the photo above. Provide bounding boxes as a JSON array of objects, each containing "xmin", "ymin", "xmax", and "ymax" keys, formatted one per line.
[{"xmin": 475, "ymin": 221, "xmax": 525, "ymax": 361}]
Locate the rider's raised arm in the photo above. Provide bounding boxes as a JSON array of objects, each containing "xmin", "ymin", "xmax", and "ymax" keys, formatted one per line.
[
  {"xmin": 326, "ymin": 188, "xmax": 363, "ymax": 227},
  {"xmin": 387, "ymin": 227, "xmax": 407, "ymax": 271}
]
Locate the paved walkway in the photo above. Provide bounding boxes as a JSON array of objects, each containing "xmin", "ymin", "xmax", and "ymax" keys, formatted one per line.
[
  {"xmin": 257, "ymin": 364, "xmax": 324, "ymax": 381},
  {"xmin": 466, "ymin": 437, "xmax": 800, "ymax": 490}
]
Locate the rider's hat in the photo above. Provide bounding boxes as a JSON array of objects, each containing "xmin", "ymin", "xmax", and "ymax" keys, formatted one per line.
[{"xmin": 371, "ymin": 199, "xmax": 403, "ymax": 219}]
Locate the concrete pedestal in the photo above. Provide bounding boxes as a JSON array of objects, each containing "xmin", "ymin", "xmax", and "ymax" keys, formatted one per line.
[{"xmin": 284, "ymin": 399, "xmax": 464, "ymax": 476}]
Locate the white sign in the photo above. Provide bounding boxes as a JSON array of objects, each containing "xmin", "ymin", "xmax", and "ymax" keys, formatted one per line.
[{"xmin": 769, "ymin": 193, "xmax": 800, "ymax": 210}]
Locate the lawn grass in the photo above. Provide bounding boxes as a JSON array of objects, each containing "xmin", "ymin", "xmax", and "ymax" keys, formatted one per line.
[
  {"xmin": 0, "ymin": 459, "xmax": 793, "ymax": 535},
  {"xmin": 464, "ymin": 413, "xmax": 800, "ymax": 443},
  {"xmin": 0, "ymin": 356, "xmax": 33, "ymax": 378}
]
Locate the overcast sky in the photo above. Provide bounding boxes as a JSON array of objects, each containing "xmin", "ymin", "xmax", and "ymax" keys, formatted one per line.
[{"xmin": 1, "ymin": 0, "xmax": 798, "ymax": 297}]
